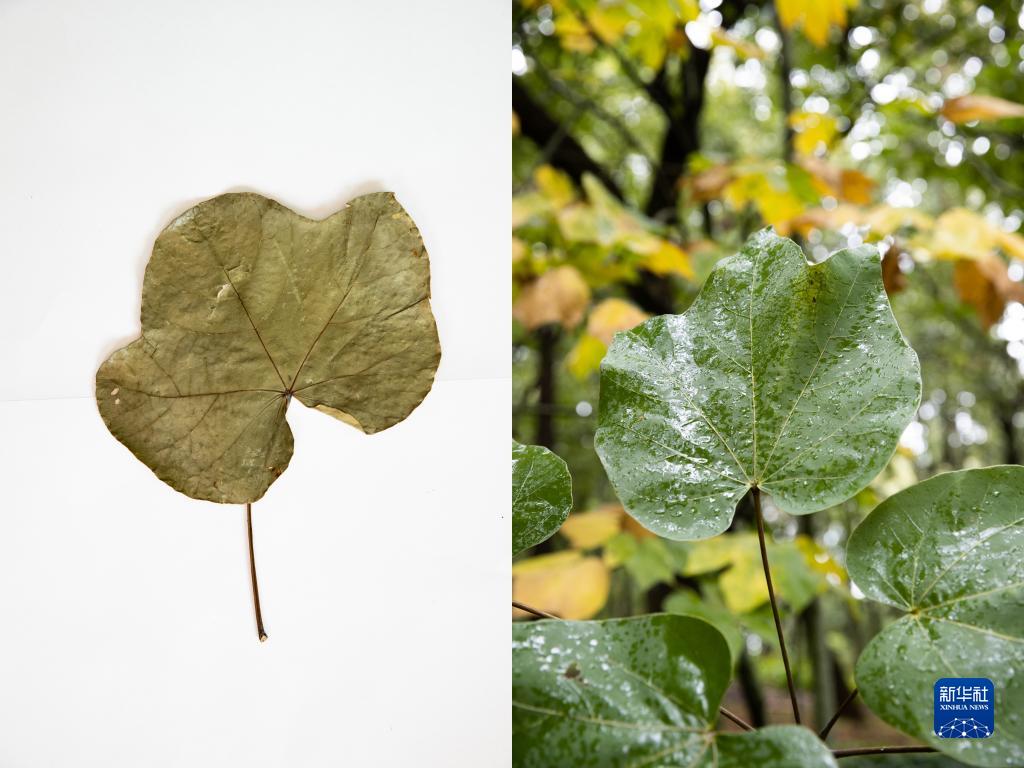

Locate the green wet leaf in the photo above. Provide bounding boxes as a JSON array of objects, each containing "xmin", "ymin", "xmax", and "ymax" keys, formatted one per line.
[
  {"xmin": 848, "ymin": 466, "xmax": 1024, "ymax": 767},
  {"xmin": 512, "ymin": 614, "xmax": 836, "ymax": 767},
  {"xmin": 96, "ymin": 192, "xmax": 440, "ymax": 503},
  {"xmin": 512, "ymin": 441, "xmax": 573, "ymax": 556},
  {"xmin": 595, "ymin": 230, "xmax": 920, "ymax": 539}
]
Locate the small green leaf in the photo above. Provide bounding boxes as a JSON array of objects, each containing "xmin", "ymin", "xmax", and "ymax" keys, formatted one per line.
[
  {"xmin": 512, "ymin": 614, "xmax": 836, "ymax": 767},
  {"xmin": 596, "ymin": 230, "xmax": 920, "ymax": 539},
  {"xmin": 513, "ymin": 441, "xmax": 572, "ymax": 556},
  {"xmin": 664, "ymin": 589, "xmax": 745, "ymax": 665},
  {"xmin": 715, "ymin": 726, "xmax": 839, "ymax": 767},
  {"xmin": 97, "ymin": 192, "xmax": 440, "ymax": 503},
  {"xmin": 622, "ymin": 537, "xmax": 677, "ymax": 590},
  {"xmin": 848, "ymin": 466, "xmax": 1024, "ymax": 767}
]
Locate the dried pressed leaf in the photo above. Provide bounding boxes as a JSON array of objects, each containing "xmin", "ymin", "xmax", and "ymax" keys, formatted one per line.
[{"xmin": 97, "ymin": 192, "xmax": 440, "ymax": 504}]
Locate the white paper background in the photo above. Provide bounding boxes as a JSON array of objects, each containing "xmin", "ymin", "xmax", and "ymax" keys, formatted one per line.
[{"xmin": 0, "ymin": 1, "xmax": 509, "ymax": 765}]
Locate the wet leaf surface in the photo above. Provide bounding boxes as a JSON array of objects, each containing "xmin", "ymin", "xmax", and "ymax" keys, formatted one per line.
[
  {"xmin": 848, "ymin": 466, "xmax": 1024, "ymax": 767},
  {"xmin": 595, "ymin": 230, "xmax": 920, "ymax": 539},
  {"xmin": 513, "ymin": 441, "xmax": 573, "ymax": 556},
  {"xmin": 512, "ymin": 614, "xmax": 837, "ymax": 766},
  {"xmin": 97, "ymin": 192, "xmax": 440, "ymax": 503}
]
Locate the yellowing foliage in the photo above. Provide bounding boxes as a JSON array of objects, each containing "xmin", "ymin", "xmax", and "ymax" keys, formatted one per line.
[
  {"xmin": 567, "ymin": 298, "xmax": 649, "ymax": 379},
  {"xmin": 776, "ymin": 0, "xmax": 857, "ymax": 48},
  {"xmin": 586, "ymin": 298, "xmax": 649, "ymax": 345},
  {"xmin": 954, "ymin": 256, "xmax": 1024, "ymax": 329},
  {"xmin": 512, "ymin": 551, "xmax": 611, "ymax": 620},
  {"xmin": 941, "ymin": 94, "xmax": 1024, "ymax": 124},
  {"xmin": 790, "ymin": 111, "xmax": 839, "ymax": 156},
  {"xmin": 513, "ymin": 265, "xmax": 591, "ymax": 330},
  {"xmin": 724, "ymin": 172, "xmax": 806, "ymax": 227},
  {"xmin": 560, "ymin": 504, "xmax": 624, "ymax": 549}
]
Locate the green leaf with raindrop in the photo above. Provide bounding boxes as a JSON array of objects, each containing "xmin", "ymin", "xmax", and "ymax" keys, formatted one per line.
[
  {"xmin": 512, "ymin": 440, "xmax": 573, "ymax": 556},
  {"xmin": 595, "ymin": 230, "xmax": 920, "ymax": 539},
  {"xmin": 848, "ymin": 466, "xmax": 1024, "ymax": 767},
  {"xmin": 512, "ymin": 614, "xmax": 837, "ymax": 767}
]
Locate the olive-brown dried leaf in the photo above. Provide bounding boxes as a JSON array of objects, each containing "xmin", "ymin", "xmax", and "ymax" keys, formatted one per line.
[{"xmin": 97, "ymin": 192, "xmax": 440, "ymax": 503}]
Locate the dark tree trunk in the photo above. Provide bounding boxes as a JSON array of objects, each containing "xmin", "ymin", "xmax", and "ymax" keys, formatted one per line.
[
  {"xmin": 535, "ymin": 326, "xmax": 559, "ymax": 449},
  {"xmin": 644, "ymin": 48, "xmax": 711, "ymax": 224},
  {"xmin": 513, "ymin": 78, "xmax": 622, "ymax": 197}
]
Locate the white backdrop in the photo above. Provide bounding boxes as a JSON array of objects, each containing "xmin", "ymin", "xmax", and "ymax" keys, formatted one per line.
[{"xmin": 0, "ymin": 1, "xmax": 509, "ymax": 766}]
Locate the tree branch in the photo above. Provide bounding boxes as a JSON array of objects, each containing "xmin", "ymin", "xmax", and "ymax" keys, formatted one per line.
[
  {"xmin": 512, "ymin": 600, "xmax": 559, "ymax": 619},
  {"xmin": 819, "ymin": 687, "xmax": 858, "ymax": 740},
  {"xmin": 833, "ymin": 746, "xmax": 937, "ymax": 758},
  {"xmin": 719, "ymin": 706, "xmax": 755, "ymax": 731},
  {"xmin": 514, "ymin": 77, "xmax": 623, "ymax": 197}
]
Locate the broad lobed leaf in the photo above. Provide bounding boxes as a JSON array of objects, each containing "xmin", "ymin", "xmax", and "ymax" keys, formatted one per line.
[
  {"xmin": 97, "ymin": 192, "xmax": 440, "ymax": 503},
  {"xmin": 596, "ymin": 230, "xmax": 920, "ymax": 539},
  {"xmin": 849, "ymin": 466, "xmax": 1024, "ymax": 767},
  {"xmin": 513, "ymin": 614, "xmax": 837, "ymax": 767}
]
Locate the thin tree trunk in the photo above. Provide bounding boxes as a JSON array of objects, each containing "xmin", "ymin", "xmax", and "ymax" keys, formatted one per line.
[
  {"xmin": 736, "ymin": 650, "xmax": 767, "ymax": 727},
  {"xmin": 535, "ymin": 326, "xmax": 559, "ymax": 449}
]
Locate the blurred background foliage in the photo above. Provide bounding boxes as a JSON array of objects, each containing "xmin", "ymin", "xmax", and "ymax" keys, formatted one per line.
[{"xmin": 511, "ymin": 0, "xmax": 1024, "ymax": 758}]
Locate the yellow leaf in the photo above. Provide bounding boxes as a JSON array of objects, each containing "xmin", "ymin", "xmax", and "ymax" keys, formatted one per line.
[
  {"xmin": 556, "ymin": 203, "xmax": 605, "ymax": 244},
  {"xmin": 710, "ymin": 28, "xmax": 764, "ymax": 60},
  {"xmin": 927, "ymin": 208, "xmax": 997, "ymax": 260},
  {"xmin": 553, "ymin": 12, "xmax": 596, "ymax": 54},
  {"xmin": 586, "ymin": 298, "xmax": 650, "ymax": 345},
  {"xmin": 861, "ymin": 205, "xmax": 932, "ymax": 237},
  {"xmin": 512, "ymin": 237, "xmax": 527, "ymax": 265},
  {"xmin": 941, "ymin": 94, "xmax": 1024, "ymax": 124},
  {"xmin": 588, "ymin": 5, "xmax": 632, "ymax": 45},
  {"xmin": 686, "ymin": 164, "xmax": 735, "ymax": 202},
  {"xmin": 757, "ymin": 188, "xmax": 806, "ymax": 227},
  {"xmin": 643, "ymin": 241, "xmax": 694, "ymax": 279},
  {"xmin": 560, "ymin": 504, "xmax": 624, "ymax": 549},
  {"xmin": 839, "ymin": 169, "xmax": 874, "ymax": 205},
  {"xmin": 995, "ymin": 230, "xmax": 1024, "ymax": 260},
  {"xmin": 512, "ymin": 265, "xmax": 592, "ymax": 330},
  {"xmin": 681, "ymin": 534, "xmax": 829, "ymax": 613},
  {"xmin": 786, "ymin": 204, "xmax": 861, "ymax": 238},
  {"xmin": 724, "ymin": 171, "xmax": 806, "ymax": 226},
  {"xmin": 512, "ymin": 551, "xmax": 610, "ymax": 620},
  {"xmin": 512, "ymin": 192, "xmax": 551, "ymax": 230},
  {"xmin": 775, "ymin": 0, "xmax": 855, "ymax": 47},
  {"xmin": 799, "ymin": 157, "xmax": 874, "ymax": 204},
  {"xmin": 512, "ymin": 549, "xmax": 580, "ymax": 576},
  {"xmin": 512, "ymin": 110, "xmax": 520, "ymax": 136},
  {"xmin": 566, "ymin": 333, "xmax": 607, "ymax": 379},
  {"xmin": 534, "ymin": 164, "xmax": 576, "ymax": 209},
  {"xmin": 881, "ymin": 243, "xmax": 907, "ymax": 295},
  {"xmin": 795, "ymin": 537, "xmax": 846, "ymax": 582},
  {"xmin": 954, "ymin": 255, "xmax": 1024, "ymax": 329},
  {"xmin": 790, "ymin": 111, "xmax": 838, "ymax": 156}
]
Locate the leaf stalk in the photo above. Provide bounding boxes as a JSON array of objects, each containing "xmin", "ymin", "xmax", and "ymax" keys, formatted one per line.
[
  {"xmin": 833, "ymin": 745, "xmax": 937, "ymax": 758},
  {"xmin": 819, "ymin": 687, "xmax": 858, "ymax": 740},
  {"xmin": 247, "ymin": 502, "xmax": 268, "ymax": 642},
  {"xmin": 753, "ymin": 486, "xmax": 801, "ymax": 724}
]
